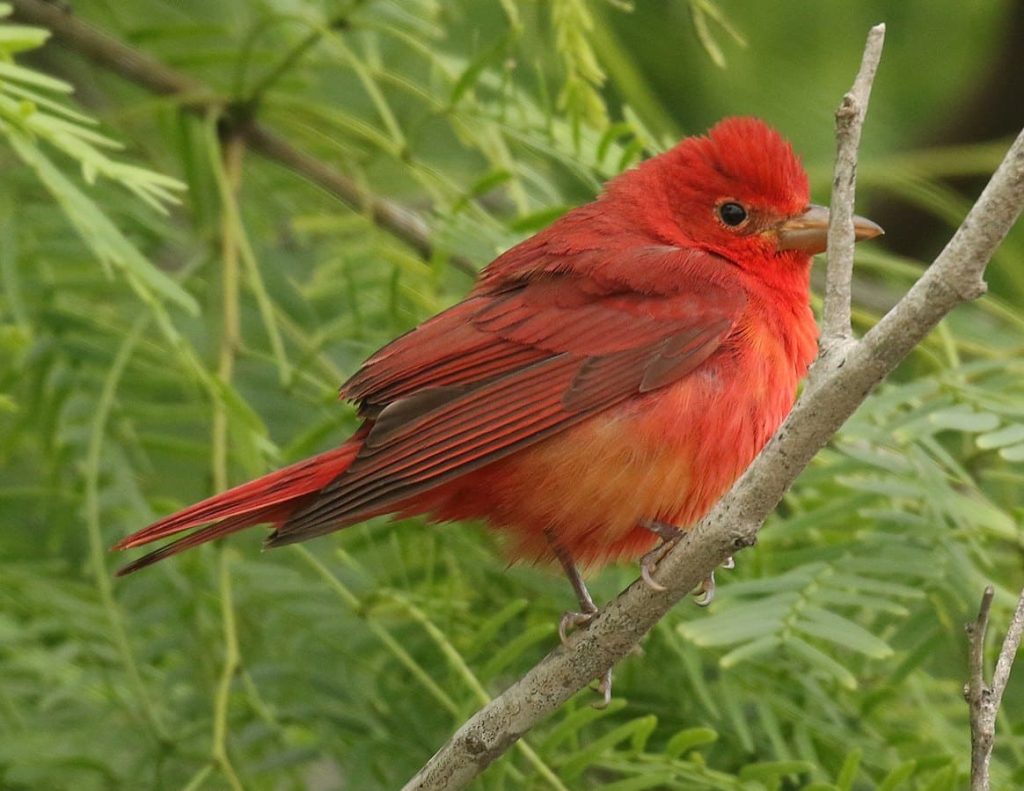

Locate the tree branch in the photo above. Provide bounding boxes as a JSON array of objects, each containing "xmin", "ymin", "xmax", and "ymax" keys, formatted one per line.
[
  {"xmin": 403, "ymin": 27, "xmax": 1024, "ymax": 791},
  {"xmin": 966, "ymin": 586, "xmax": 1024, "ymax": 791},
  {"xmin": 819, "ymin": 24, "xmax": 885, "ymax": 357},
  {"xmin": 9, "ymin": 0, "xmax": 476, "ymax": 275}
]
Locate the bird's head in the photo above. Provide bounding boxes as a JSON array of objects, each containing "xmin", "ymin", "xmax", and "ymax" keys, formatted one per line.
[{"xmin": 612, "ymin": 116, "xmax": 882, "ymax": 272}]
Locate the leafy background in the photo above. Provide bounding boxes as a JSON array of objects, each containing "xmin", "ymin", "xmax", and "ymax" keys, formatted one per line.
[{"xmin": 1, "ymin": 0, "xmax": 1023, "ymax": 789}]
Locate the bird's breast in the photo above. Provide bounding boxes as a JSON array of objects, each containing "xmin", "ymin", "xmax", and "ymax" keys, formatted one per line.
[{"xmin": 419, "ymin": 303, "xmax": 816, "ymax": 568}]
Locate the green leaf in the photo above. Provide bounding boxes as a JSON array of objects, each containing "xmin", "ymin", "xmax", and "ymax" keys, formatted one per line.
[
  {"xmin": 719, "ymin": 634, "xmax": 782, "ymax": 667},
  {"xmin": 977, "ymin": 423, "xmax": 1024, "ymax": 449},
  {"xmin": 878, "ymin": 760, "xmax": 918, "ymax": 791},
  {"xmin": 598, "ymin": 773, "xmax": 678, "ymax": 791},
  {"xmin": 928, "ymin": 407, "xmax": 1000, "ymax": 433},
  {"xmin": 679, "ymin": 603, "xmax": 788, "ymax": 647},
  {"xmin": 665, "ymin": 726, "xmax": 718, "ymax": 758},
  {"xmin": 0, "ymin": 60, "xmax": 71, "ymax": 93},
  {"xmin": 795, "ymin": 606, "xmax": 893, "ymax": 659},
  {"xmin": 542, "ymin": 699, "xmax": 626, "ymax": 754},
  {"xmin": 558, "ymin": 715, "xmax": 658, "ymax": 779},
  {"xmin": 0, "ymin": 23, "xmax": 50, "ymax": 53},
  {"xmin": 738, "ymin": 760, "xmax": 815, "ymax": 782},
  {"xmin": 836, "ymin": 748, "xmax": 862, "ymax": 791},
  {"xmin": 999, "ymin": 442, "xmax": 1024, "ymax": 462},
  {"xmin": 451, "ymin": 34, "xmax": 511, "ymax": 105},
  {"xmin": 478, "ymin": 621, "xmax": 552, "ymax": 678},
  {"xmin": 786, "ymin": 635, "xmax": 858, "ymax": 690}
]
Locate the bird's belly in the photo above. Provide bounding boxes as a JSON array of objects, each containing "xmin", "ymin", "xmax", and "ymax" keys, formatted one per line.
[{"xmin": 421, "ymin": 354, "xmax": 798, "ymax": 567}]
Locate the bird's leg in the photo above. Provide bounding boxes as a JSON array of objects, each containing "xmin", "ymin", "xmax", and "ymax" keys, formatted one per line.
[
  {"xmin": 544, "ymin": 531, "xmax": 615, "ymax": 705},
  {"xmin": 545, "ymin": 529, "xmax": 598, "ymax": 646},
  {"xmin": 638, "ymin": 519, "xmax": 683, "ymax": 592},
  {"xmin": 639, "ymin": 520, "xmax": 735, "ymax": 606}
]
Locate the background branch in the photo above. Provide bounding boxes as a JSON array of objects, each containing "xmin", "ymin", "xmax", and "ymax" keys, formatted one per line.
[
  {"xmin": 967, "ymin": 586, "xmax": 1024, "ymax": 791},
  {"xmin": 8, "ymin": 0, "xmax": 476, "ymax": 275},
  {"xmin": 404, "ymin": 27, "xmax": 1024, "ymax": 790},
  {"xmin": 818, "ymin": 24, "xmax": 885, "ymax": 358}
]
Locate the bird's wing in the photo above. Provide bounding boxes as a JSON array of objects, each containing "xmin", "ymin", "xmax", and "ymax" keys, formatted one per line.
[{"xmin": 272, "ymin": 250, "xmax": 745, "ymax": 543}]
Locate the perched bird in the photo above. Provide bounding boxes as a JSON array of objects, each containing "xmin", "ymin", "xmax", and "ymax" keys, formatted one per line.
[{"xmin": 116, "ymin": 118, "xmax": 881, "ymax": 621}]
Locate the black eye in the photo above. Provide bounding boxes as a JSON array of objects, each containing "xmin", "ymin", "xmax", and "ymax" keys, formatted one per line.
[{"xmin": 718, "ymin": 202, "xmax": 748, "ymax": 227}]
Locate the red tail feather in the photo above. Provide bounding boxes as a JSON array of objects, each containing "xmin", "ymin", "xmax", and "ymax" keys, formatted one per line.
[{"xmin": 114, "ymin": 441, "xmax": 361, "ymax": 575}]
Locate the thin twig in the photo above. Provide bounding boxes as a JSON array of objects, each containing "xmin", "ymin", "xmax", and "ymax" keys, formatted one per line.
[
  {"xmin": 991, "ymin": 590, "xmax": 1024, "ymax": 711},
  {"xmin": 8, "ymin": 0, "xmax": 476, "ymax": 275},
  {"xmin": 207, "ymin": 125, "xmax": 246, "ymax": 791},
  {"xmin": 818, "ymin": 24, "xmax": 885, "ymax": 361},
  {"xmin": 404, "ymin": 31, "xmax": 1024, "ymax": 791},
  {"xmin": 967, "ymin": 587, "xmax": 995, "ymax": 791},
  {"xmin": 966, "ymin": 586, "xmax": 1024, "ymax": 791}
]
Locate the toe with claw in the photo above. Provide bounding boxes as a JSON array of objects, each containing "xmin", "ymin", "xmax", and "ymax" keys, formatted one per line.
[
  {"xmin": 638, "ymin": 519, "xmax": 683, "ymax": 592},
  {"xmin": 593, "ymin": 667, "xmax": 613, "ymax": 708},
  {"xmin": 693, "ymin": 556, "xmax": 736, "ymax": 606},
  {"xmin": 693, "ymin": 570, "xmax": 716, "ymax": 606},
  {"xmin": 559, "ymin": 607, "xmax": 597, "ymax": 646}
]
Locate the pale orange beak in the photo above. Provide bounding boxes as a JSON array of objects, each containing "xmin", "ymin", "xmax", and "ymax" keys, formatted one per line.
[{"xmin": 776, "ymin": 203, "xmax": 884, "ymax": 255}]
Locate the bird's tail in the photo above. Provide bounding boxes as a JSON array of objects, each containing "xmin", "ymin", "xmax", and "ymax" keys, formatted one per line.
[{"xmin": 113, "ymin": 441, "xmax": 361, "ymax": 576}]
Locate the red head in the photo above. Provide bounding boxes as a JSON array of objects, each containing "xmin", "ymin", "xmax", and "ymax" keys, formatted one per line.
[
  {"xmin": 479, "ymin": 117, "xmax": 881, "ymax": 292},
  {"xmin": 604, "ymin": 117, "xmax": 881, "ymax": 273}
]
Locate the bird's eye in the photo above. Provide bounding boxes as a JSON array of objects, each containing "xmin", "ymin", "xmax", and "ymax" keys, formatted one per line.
[{"xmin": 717, "ymin": 202, "xmax": 748, "ymax": 227}]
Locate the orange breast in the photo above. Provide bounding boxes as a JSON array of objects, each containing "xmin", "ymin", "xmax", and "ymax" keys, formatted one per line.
[{"xmin": 412, "ymin": 306, "xmax": 814, "ymax": 568}]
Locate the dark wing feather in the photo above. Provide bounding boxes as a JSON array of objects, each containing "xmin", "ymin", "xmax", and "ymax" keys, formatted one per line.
[{"xmin": 273, "ymin": 251, "xmax": 745, "ymax": 543}]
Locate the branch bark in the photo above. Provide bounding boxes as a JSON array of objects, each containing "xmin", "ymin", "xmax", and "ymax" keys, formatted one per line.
[
  {"xmin": 404, "ymin": 24, "xmax": 1024, "ymax": 790},
  {"xmin": 966, "ymin": 586, "xmax": 1024, "ymax": 791},
  {"xmin": 818, "ymin": 24, "xmax": 885, "ymax": 359},
  {"xmin": 9, "ymin": 0, "xmax": 475, "ymax": 275}
]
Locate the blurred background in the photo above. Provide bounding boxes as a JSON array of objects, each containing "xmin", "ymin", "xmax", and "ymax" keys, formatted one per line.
[{"xmin": 1, "ymin": 1, "xmax": 1022, "ymax": 788}]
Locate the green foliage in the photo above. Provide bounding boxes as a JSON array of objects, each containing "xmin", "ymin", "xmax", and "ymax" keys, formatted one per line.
[{"xmin": 0, "ymin": 1, "xmax": 1022, "ymax": 789}]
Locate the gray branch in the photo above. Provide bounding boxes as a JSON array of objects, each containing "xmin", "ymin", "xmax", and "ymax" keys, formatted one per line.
[
  {"xmin": 967, "ymin": 586, "xmax": 1024, "ymax": 790},
  {"xmin": 405, "ymin": 25, "xmax": 1024, "ymax": 791},
  {"xmin": 819, "ymin": 23, "xmax": 885, "ymax": 355}
]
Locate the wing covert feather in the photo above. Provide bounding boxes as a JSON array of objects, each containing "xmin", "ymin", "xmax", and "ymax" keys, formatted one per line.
[{"xmin": 277, "ymin": 250, "xmax": 745, "ymax": 539}]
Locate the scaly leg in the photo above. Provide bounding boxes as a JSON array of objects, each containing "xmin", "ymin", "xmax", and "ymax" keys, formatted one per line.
[
  {"xmin": 545, "ymin": 529, "xmax": 614, "ymax": 704},
  {"xmin": 546, "ymin": 529, "xmax": 598, "ymax": 645},
  {"xmin": 639, "ymin": 520, "xmax": 735, "ymax": 606}
]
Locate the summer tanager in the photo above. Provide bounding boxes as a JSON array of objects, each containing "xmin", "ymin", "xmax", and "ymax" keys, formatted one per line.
[{"xmin": 115, "ymin": 117, "xmax": 881, "ymax": 612}]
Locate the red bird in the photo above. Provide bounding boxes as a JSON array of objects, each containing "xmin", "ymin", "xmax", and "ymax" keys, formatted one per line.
[{"xmin": 116, "ymin": 118, "xmax": 881, "ymax": 615}]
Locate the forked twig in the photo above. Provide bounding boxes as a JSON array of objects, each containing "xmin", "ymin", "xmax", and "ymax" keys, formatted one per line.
[{"xmin": 966, "ymin": 586, "xmax": 1024, "ymax": 790}]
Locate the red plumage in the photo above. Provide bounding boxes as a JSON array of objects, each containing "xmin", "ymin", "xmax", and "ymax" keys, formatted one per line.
[{"xmin": 115, "ymin": 117, "xmax": 879, "ymax": 576}]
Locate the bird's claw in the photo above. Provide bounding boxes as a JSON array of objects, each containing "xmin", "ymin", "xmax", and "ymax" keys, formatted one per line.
[
  {"xmin": 640, "ymin": 547, "xmax": 668, "ymax": 591},
  {"xmin": 559, "ymin": 608, "xmax": 597, "ymax": 646},
  {"xmin": 693, "ymin": 570, "xmax": 716, "ymax": 606},
  {"xmin": 692, "ymin": 556, "xmax": 735, "ymax": 607},
  {"xmin": 592, "ymin": 667, "xmax": 613, "ymax": 708},
  {"xmin": 639, "ymin": 520, "xmax": 683, "ymax": 592}
]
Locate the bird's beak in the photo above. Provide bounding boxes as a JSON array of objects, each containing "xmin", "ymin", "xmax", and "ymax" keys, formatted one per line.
[{"xmin": 776, "ymin": 203, "xmax": 884, "ymax": 255}]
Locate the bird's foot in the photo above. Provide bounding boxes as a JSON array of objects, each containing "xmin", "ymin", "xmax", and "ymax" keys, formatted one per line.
[
  {"xmin": 639, "ymin": 520, "xmax": 683, "ymax": 592},
  {"xmin": 693, "ymin": 556, "xmax": 735, "ymax": 607},
  {"xmin": 639, "ymin": 515, "xmax": 735, "ymax": 606},
  {"xmin": 558, "ymin": 605, "xmax": 598, "ymax": 646}
]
